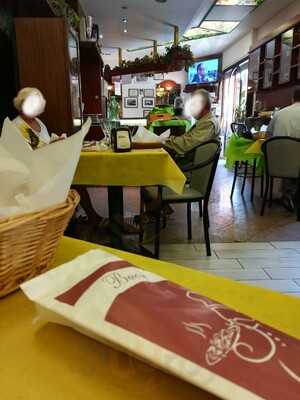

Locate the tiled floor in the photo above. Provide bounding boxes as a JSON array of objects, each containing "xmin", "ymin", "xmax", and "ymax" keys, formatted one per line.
[{"xmin": 159, "ymin": 241, "xmax": 300, "ymax": 298}]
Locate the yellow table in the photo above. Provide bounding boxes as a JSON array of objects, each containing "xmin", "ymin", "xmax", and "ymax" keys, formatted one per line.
[
  {"xmin": 1, "ymin": 237, "xmax": 300, "ymax": 400},
  {"xmin": 245, "ymin": 139, "xmax": 265, "ymax": 155},
  {"xmin": 73, "ymin": 149, "xmax": 186, "ymax": 194}
]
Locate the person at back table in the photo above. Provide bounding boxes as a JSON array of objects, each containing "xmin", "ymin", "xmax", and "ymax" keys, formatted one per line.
[
  {"xmin": 164, "ymin": 89, "xmax": 220, "ymax": 165},
  {"xmin": 268, "ymin": 86, "xmax": 300, "ymax": 138},
  {"xmin": 267, "ymin": 86, "xmax": 300, "ymax": 211}
]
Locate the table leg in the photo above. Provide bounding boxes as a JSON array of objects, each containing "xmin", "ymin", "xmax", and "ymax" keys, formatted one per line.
[
  {"xmin": 108, "ymin": 186, "xmax": 124, "ymax": 220},
  {"xmin": 107, "ymin": 186, "xmax": 154, "ymax": 257}
]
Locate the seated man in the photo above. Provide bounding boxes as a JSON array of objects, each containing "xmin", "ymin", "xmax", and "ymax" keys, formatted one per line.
[
  {"xmin": 267, "ymin": 86, "xmax": 300, "ymax": 211},
  {"xmin": 163, "ymin": 89, "xmax": 220, "ymax": 164},
  {"xmin": 268, "ymin": 86, "xmax": 300, "ymax": 138},
  {"xmin": 139, "ymin": 90, "xmax": 220, "ymax": 223}
]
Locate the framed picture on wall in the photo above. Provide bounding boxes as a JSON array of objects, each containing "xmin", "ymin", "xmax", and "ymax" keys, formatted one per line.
[
  {"xmin": 124, "ymin": 97, "xmax": 138, "ymax": 108},
  {"xmin": 143, "ymin": 109, "xmax": 151, "ymax": 117},
  {"xmin": 154, "ymin": 73, "xmax": 164, "ymax": 80},
  {"xmin": 143, "ymin": 88, "xmax": 154, "ymax": 97},
  {"xmin": 128, "ymin": 88, "xmax": 138, "ymax": 97},
  {"xmin": 142, "ymin": 97, "xmax": 155, "ymax": 108}
]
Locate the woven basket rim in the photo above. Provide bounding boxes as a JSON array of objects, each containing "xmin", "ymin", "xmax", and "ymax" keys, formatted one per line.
[{"xmin": 0, "ymin": 190, "xmax": 80, "ymax": 232}]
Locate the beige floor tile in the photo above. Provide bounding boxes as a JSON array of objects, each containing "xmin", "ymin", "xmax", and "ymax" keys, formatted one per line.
[
  {"xmin": 283, "ymin": 292, "xmax": 300, "ymax": 298},
  {"xmin": 195, "ymin": 242, "xmax": 274, "ymax": 251},
  {"xmin": 271, "ymin": 241, "xmax": 300, "ymax": 249},
  {"xmin": 164, "ymin": 259, "xmax": 242, "ymax": 270},
  {"xmin": 205, "ymin": 269, "xmax": 269, "ymax": 281},
  {"xmin": 264, "ymin": 268, "xmax": 300, "ymax": 279},
  {"xmin": 239, "ymin": 279, "xmax": 300, "ymax": 292},
  {"xmin": 239, "ymin": 257, "xmax": 300, "ymax": 269},
  {"xmin": 157, "ymin": 244, "xmax": 215, "ymax": 260},
  {"xmin": 215, "ymin": 249, "xmax": 299, "ymax": 259}
]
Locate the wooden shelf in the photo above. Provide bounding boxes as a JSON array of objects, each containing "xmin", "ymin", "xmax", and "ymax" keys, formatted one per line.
[
  {"xmin": 291, "ymin": 63, "xmax": 300, "ymax": 68},
  {"xmin": 80, "ymin": 40, "xmax": 103, "ymax": 63}
]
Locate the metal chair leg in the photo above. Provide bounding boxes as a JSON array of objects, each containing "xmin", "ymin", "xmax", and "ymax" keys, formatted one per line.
[
  {"xmin": 154, "ymin": 187, "xmax": 162, "ymax": 259},
  {"xmin": 261, "ymin": 175, "xmax": 270, "ymax": 216},
  {"xmin": 230, "ymin": 161, "xmax": 239, "ymax": 199},
  {"xmin": 139, "ymin": 190, "xmax": 144, "ymax": 243},
  {"xmin": 268, "ymin": 177, "xmax": 274, "ymax": 208},
  {"xmin": 241, "ymin": 161, "xmax": 248, "ymax": 195},
  {"xmin": 260, "ymin": 173, "xmax": 264, "ymax": 198},
  {"xmin": 251, "ymin": 158, "xmax": 257, "ymax": 202},
  {"xmin": 199, "ymin": 200, "xmax": 203, "ymax": 218},
  {"xmin": 203, "ymin": 202, "xmax": 211, "ymax": 256},
  {"xmin": 162, "ymin": 215, "xmax": 167, "ymax": 229},
  {"xmin": 154, "ymin": 207, "xmax": 161, "ymax": 259},
  {"xmin": 187, "ymin": 202, "xmax": 192, "ymax": 241}
]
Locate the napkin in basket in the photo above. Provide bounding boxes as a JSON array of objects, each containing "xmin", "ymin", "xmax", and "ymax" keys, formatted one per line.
[
  {"xmin": 132, "ymin": 126, "xmax": 170, "ymax": 143},
  {"xmin": 0, "ymin": 117, "xmax": 91, "ymax": 218}
]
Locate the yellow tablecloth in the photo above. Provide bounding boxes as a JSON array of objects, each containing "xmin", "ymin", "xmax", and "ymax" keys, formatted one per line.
[
  {"xmin": 73, "ymin": 149, "xmax": 186, "ymax": 194},
  {"xmin": 1, "ymin": 237, "xmax": 300, "ymax": 400},
  {"xmin": 245, "ymin": 139, "xmax": 265, "ymax": 155}
]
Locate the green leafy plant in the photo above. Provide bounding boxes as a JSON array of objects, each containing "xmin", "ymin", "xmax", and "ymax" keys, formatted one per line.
[
  {"xmin": 49, "ymin": 0, "xmax": 80, "ymax": 30},
  {"xmin": 113, "ymin": 44, "xmax": 194, "ymax": 73},
  {"xmin": 255, "ymin": 0, "xmax": 264, "ymax": 6}
]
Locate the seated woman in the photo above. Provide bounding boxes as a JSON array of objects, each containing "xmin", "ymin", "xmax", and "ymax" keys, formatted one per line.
[
  {"xmin": 13, "ymin": 87, "xmax": 104, "ymax": 227},
  {"xmin": 13, "ymin": 87, "xmax": 51, "ymax": 148}
]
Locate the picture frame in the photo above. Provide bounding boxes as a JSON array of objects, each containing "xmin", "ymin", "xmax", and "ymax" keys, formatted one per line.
[
  {"xmin": 143, "ymin": 88, "xmax": 155, "ymax": 97},
  {"xmin": 142, "ymin": 97, "xmax": 155, "ymax": 108},
  {"xmin": 128, "ymin": 88, "xmax": 138, "ymax": 97},
  {"xmin": 154, "ymin": 73, "xmax": 164, "ymax": 80},
  {"xmin": 136, "ymin": 74, "xmax": 148, "ymax": 82},
  {"xmin": 124, "ymin": 97, "xmax": 138, "ymax": 108}
]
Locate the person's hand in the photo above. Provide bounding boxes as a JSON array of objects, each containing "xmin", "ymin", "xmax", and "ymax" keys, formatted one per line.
[{"xmin": 50, "ymin": 133, "xmax": 67, "ymax": 143}]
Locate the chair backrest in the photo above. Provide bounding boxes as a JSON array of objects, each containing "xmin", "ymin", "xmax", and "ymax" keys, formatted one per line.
[
  {"xmin": 231, "ymin": 122, "xmax": 252, "ymax": 139},
  {"xmin": 190, "ymin": 140, "xmax": 221, "ymax": 198},
  {"xmin": 262, "ymin": 136, "xmax": 300, "ymax": 178}
]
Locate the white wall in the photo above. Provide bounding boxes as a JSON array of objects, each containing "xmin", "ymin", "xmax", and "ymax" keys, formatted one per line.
[
  {"xmin": 222, "ymin": 32, "xmax": 253, "ymax": 70},
  {"xmin": 254, "ymin": 0, "xmax": 300, "ymax": 43},
  {"xmin": 121, "ymin": 70, "xmax": 188, "ymax": 118},
  {"xmin": 222, "ymin": 0, "xmax": 300, "ymax": 70}
]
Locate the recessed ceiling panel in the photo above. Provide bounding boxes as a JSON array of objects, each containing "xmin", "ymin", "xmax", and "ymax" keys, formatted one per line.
[
  {"xmin": 206, "ymin": 5, "xmax": 255, "ymax": 21},
  {"xmin": 216, "ymin": 0, "xmax": 257, "ymax": 5},
  {"xmin": 200, "ymin": 20, "xmax": 240, "ymax": 33}
]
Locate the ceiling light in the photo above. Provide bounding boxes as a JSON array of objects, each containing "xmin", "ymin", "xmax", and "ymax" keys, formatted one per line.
[
  {"xmin": 200, "ymin": 21, "xmax": 240, "ymax": 34},
  {"xmin": 122, "ymin": 16, "xmax": 128, "ymax": 33},
  {"xmin": 216, "ymin": 0, "xmax": 257, "ymax": 5},
  {"xmin": 155, "ymin": 0, "xmax": 167, "ymax": 3}
]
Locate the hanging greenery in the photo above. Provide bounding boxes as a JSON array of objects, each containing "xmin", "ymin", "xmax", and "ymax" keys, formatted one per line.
[
  {"xmin": 255, "ymin": 0, "xmax": 264, "ymax": 5},
  {"xmin": 48, "ymin": 0, "xmax": 80, "ymax": 30},
  {"xmin": 113, "ymin": 44, "xmax": 194, "ymax": 74}
]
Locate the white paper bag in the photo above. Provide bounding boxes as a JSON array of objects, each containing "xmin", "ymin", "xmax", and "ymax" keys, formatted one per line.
[
  {"xmin": 21, "ymin": 250, "xmax": 300, "ymax": 400},
  {"xmin": 132, "ymin": 126, "xmax": 170, "ymax": 143},
  {"xmin": 0, "ymin": 117, "xmax": 91, "ymax": 217}
]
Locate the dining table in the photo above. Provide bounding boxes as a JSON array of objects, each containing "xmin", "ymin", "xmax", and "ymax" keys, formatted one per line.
[
  {"xmin": 1, "ymin": 236, "xmax": 300, "ymax": 400},
  {"xmin": 73, "ymin": 148, "xmax": 186, "ymax": 253}
]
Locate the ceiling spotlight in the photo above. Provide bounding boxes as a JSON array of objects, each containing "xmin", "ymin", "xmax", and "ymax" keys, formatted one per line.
[
  {"xmin": 122, "ymin": 16, "xmax": 128, "ymax": 33},
  {"xmin": 99, "ymin": 33, "xmax": 103, "ymax": 39},
  {"xmin": 155, "ymin": 0, "xmax": 167, "ymax": 2}
]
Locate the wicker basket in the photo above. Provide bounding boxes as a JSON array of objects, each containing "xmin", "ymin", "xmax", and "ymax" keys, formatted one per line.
[{"xmin": 0, "ymin": 190, "xmax": 80, "ymax": 298}]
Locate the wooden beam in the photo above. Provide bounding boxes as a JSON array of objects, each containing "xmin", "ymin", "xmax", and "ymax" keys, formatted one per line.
[
  {"xmin": 174, "ymin": 25, "xmax": 179, "ymax": 46},
  {"xmin": 118, "ymin": 48, "xmax": 122, "ymax": 67}
]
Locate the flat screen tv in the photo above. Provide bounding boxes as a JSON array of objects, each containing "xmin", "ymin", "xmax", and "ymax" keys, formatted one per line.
[{"xmin": 188, "ymin": 58, "xmax": 220, "ymax": 85}]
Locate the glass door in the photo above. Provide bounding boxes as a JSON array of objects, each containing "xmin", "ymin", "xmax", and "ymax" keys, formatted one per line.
[{"xmin": 279, "ymin": 29, "xmax": 294, "ymax": 84}]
